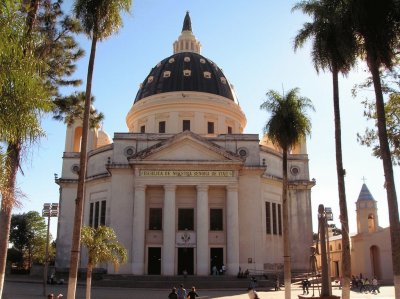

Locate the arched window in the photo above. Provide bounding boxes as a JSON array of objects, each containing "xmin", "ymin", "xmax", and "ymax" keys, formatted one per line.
[
  {"xmin": 73, "ymin": 127, "xmax": 83, "ymax": 152},
  {"xmin": 368, "ymin": 213, "xmax": 376, "ymax": 232}
]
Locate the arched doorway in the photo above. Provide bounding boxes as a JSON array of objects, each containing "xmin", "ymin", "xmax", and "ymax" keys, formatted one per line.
[{"xmin": 370, "ymin": 245, "xmax": 381, "ymax": 278}]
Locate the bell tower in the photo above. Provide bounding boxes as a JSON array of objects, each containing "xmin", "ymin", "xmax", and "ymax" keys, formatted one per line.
[{"xmin": 356, "ymin": 183, "xmax": 379, "ymax": 234}]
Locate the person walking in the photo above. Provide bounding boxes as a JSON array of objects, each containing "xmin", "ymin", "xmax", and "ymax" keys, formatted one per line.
[
  {"xmin": 247, "ymin": 287, "xmax": 260, "ymax": 299},
  {"xmin": 177, "ymin": 284, "xmax": 187, "ymax": 299},
  {"xmin": 168, "ymin": 287, "xmax": 178, "ymax": 299},
  {"xmin": 372, "ymin": 277, "xmax": 380, "ymax": 294},
  {"xmin": 186, "ymin": 286, "xmax": 199, "ymax": 299}
]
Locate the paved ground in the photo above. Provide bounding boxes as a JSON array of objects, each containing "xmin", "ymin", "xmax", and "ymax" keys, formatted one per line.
[{"xmin": 2, "ymin": 277, "xmax": 396, "ymax": 299}]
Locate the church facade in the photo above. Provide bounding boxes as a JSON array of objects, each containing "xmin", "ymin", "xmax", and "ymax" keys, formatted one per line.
[
  {"xmin": 319, "ymin": 183, "xmax": 393, "ymax": 283},
  {"xmin": 55, "ymin": 13, "xmax": 314, "ymax": 276}
]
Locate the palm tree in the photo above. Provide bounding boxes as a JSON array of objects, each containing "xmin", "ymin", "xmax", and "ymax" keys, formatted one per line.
[
  {"xmin": 349, "ymin": 0, "xmax": 400, "ymax": 295},
  {"xmin": 292, "ymin": 1, "xmax": 357, "ymax": 298},
  {"xmin": 67, "ymin": 1, "xmax": 131, "ymax": 298},
  {"xmin": 81, "ymin": 226, "xmax": 127, "ymax": 299},
  {"xmin": 0, "ymin": 2, "xmax": 52, "ymax": 296},
  {"xmin": 260, "ymin": 88, "xmax": 314, "ymax": 299}
]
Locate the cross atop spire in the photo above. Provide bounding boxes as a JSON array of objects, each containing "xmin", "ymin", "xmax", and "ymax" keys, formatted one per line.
[
  {"xmin": 182, "ymin": 11, "xmax": 192, "ymax": 32},
  {"xmin": 362, "ymin": 176, "xmax": 367, "ymax": 184}
]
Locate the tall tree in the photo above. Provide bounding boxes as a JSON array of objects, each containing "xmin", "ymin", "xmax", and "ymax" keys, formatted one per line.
[
  {"xmin": 260, "ymin": 88, "xmax": 314, "ymax": 299},
  {"xmin": 81, "ymin": 226, "xmax": 127, "ymax": 299},
  {"xmin": 292, "ymin": 1, "xmax": 356, "ymax": 298},
  {"xmin": 68, "ymin": 1, "xmax": 131, "ymax": 298},
  {"xmin": 0, "ymin": 2, "xmax": 52, "ymax": 296},
  {"xmin": 349, "ymin": 0, "xmax": 400, "ymax": 295},
  {"xmin": 10, "ymin": 211, "xmax": 50, "ymax": 267},
  {"xmin": 0, "ymin": 1, "xmax": 82, "ymax": 296}
]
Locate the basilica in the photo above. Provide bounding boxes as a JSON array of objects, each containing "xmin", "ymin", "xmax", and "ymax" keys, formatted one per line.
[{"xmin": 55, "ymin": 12, "xmax": 315, "ymax": 276}]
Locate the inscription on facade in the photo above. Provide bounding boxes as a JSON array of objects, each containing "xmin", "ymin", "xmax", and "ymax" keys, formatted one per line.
[{"xmin": 140, "ymin": 170, "xmax": 233, "ymax": 177}]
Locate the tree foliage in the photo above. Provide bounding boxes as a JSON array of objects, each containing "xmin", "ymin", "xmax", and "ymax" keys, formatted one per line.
[
  {"xmin": 81, "ymin": 226, "xmax": 127, "ymax": 299},
  {"xmin": 358, "ymin": 92, "xmax": 400, "ymax": 165},
  {"xmin": 9, "ymin": 211, "xmax": 52, "ymax": 267},
  {"xmin": 261, "ymin": 88, "xmax": 314, "ymax": 152},
  {"xmin": 52, "ymin": 92, "xmax": 104, "ymax": 128}
]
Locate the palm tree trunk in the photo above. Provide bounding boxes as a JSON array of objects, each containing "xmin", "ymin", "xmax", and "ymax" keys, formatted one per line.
[
  {"xmin": 331, "ymin": 68, "xmax": 351, "ymax": 299},
  {"xmin": 0, "ymin": 142, "xmax": 21, "ymax": 298},
  {"xmin": 85, "ymin": 263, "xmax": 93, "ymax": 299},
  {"xmin": 282, "ymin": 149, "xmax": 291, "ymax": 299},
  {"xmin": 67, "ymin": 36, "xmax": 98, "ymax": 299},
  {"xmin": 367, "ymin": 53, "xmax": 400, "ymax": 298}
]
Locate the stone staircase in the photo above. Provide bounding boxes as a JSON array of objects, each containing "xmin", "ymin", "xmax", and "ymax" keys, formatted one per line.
[{"xmin": 92, "ymin": 274, "xmax": 277, "ymax": 290}]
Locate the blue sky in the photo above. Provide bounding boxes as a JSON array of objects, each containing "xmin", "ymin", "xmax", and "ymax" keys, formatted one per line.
[{"xmin": 16, "ymin": 0, "xmax": 399, "ymax": 237}]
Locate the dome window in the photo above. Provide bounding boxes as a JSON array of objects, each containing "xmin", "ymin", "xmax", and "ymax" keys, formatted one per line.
[
  {"xmin": 183, "ymin": 69, "xmax": 191, "ymax": 77},
  {"xmin": 156, "ymin": 62, "xmax": 162, "ymax": 67},
  {"xmin": 147, "ymin": 76, "xmax": 154, "ymax": 83},
  {"xmin": 200, "ymin": 58, "xmax": 206, "ymax": 64},
  {"xmin": 220, "ymin": 77, "xmax": 227, "ymax": 84},
  {"xmin": 184, "ymin": 56, "xmax": 191, "ymax": 62},
  {"xmin": 168, "ymin": 58, "xmax": 175, "ymax": 63},
  {"xmin": 203, "ymin": 71, "xmax": 211, "ymax": 79},
  {"xmin": 139, "ymin": 83, "xmax": 143, "ymax": 89},
  {"xmin": 163, "ymin": 71, "xmax": 171, "ymax": 78}
]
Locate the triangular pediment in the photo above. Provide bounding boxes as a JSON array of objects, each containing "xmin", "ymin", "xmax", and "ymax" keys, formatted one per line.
[{"xmin": 131, "ymin": 131, "xmax": 243, "ymax": 162}]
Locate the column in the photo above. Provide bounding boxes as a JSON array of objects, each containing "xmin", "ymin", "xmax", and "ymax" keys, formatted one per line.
[
  {"xmin": 132, "ymin": 184, "xmax": 146, "ymax": 274},
  {"xmin": 226, "ymin": 184, "xmax": 239, "ymax": 275},
  {"xmin": 196, "ymin": 185, "xmax": 209, "ymax": 275},
  {"xmin": 163, "ymin": 184, "xmax": 176, "ymax": 275}
]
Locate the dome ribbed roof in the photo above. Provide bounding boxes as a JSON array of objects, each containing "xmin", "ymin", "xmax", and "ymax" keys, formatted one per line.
[{"xmin": 134, "ymin": 52, "xmax": 236, "ymax": 103}]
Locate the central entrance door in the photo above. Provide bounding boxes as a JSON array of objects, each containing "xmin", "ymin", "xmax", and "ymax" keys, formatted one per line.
[
  {"xmin": 148, "ymin": 247, "xmax": 161, "ymax": 275},
  {"xmin": 210, "ymin": 248, "xmax": 223, "ymax": 275},
  {"xmin": 178, "ymin": 248, "xmax": 194, "ymax": 275}
]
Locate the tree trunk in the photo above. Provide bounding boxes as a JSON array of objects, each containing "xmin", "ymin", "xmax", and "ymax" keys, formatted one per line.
[
  {"xmin": 367, "ymin": 53, "xmax": 400, "ymax": 299},
  {"xmin": 0, "ymin": 142, "xmax": 21, "ymax": 298},
  {"xmin": 67, "ymin": 36, "xmax": 98, "ymax": 299},
  {"xmin": 25, "ymin": 0, "xmax": 41, "ymax": 37},
  {"xmin": 331, "ymin": 68, "xmax": 351, "ymax": 299},
  {"xmin": 282, "ymin": 149, "xmax": 291, "ymax": 299},
  {"xmin": 85, "ymin": 263, "xmax": 93, "ymax": 299}
]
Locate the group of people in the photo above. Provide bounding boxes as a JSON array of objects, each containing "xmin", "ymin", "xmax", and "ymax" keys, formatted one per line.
[
  {"xmin": 351, "ymin": 275, "xmax": 380, "ymax": 294},
  {"xmin": 211, "ymin": 264, "xmax": 226, "ymax": 275},
  {"xmin": 168, "ymin": 284, "xmax": 199, "ymax": 299}
]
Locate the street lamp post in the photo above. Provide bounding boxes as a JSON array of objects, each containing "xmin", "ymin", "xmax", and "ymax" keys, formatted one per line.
[
  {"xmin": 42, "ymin": 203, "xmax": 59, "ymax": 296},
  {"xmin": 318, "ymin": 204, "xmax": 332, "ymax": 297},
  {"xmin": 324, "ymin": 207, "xmax": 333, "ymax": 295}
]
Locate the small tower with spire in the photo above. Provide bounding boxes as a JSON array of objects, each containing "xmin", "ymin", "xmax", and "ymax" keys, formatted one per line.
[
  {"xmin": 356, "ymin": 183, "xmax": 379, "ymax": 234},
  {"xmin": 173, "ymin": 11, "xmax": 202, "ymax": 54}
]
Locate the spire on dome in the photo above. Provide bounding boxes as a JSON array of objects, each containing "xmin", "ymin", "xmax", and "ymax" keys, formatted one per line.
[
  {"xmin": 357, "ymin": 183, "xmax": 375, "ymax": 201},
  {"xmin": 182, "ymin": 11, "xmax": 192, "ymax": 32},
  {"xmin": 173, "ymin": 12, "xmax": 201, "ymax": 54}
]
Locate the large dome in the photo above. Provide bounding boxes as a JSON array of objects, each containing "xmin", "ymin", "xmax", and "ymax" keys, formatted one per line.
[
  {"xmin": 134, "ymin": 12, "xmax": 237, "ymax": 104},
  {"xmin": 134, "ymin": 52, "xmax": 236, "ymax": 103}
]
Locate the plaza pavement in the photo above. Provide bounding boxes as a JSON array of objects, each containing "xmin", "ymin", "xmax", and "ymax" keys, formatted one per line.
[{"xmin": 2, "ymin": 277, "xmax": 396, "ymax": 299}]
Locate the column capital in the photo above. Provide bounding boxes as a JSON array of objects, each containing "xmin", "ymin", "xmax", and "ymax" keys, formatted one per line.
[
  {"xmin": 135, "ymin": 184, "xmax": 146, "ymax": 192},
  {"xmin": 226, "ymin": 184, "xmax": 238, "ymax": 192},
  {"xmin": 164, "ymin": 184, "xmax": 176, "ymax": 192},
  {"xmin": 196, "ymin": 185, "xmax": 209, "ymax": 192}
]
